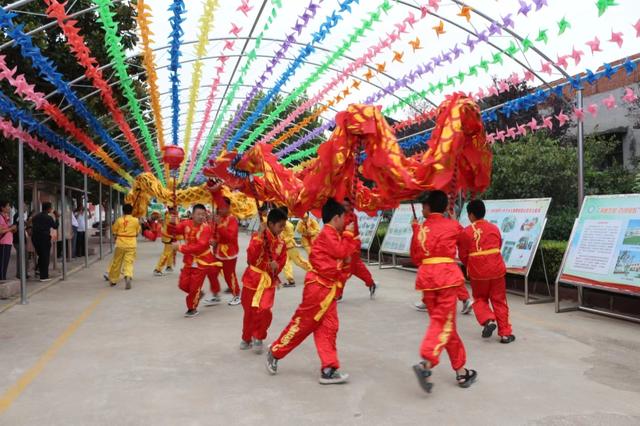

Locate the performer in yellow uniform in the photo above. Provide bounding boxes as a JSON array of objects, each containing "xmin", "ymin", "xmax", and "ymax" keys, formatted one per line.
[
  {"xmin": 294, "ymin": 213, "xmax": 320, "ymax": 254},
  {"xmin": 153, "ymin": 207, "xmax": 177, "ymax": 276},
  {"xmin": 107, "ymin": 204, "xmax": 141, "ymax": 289},
  {"xmin": 280, "ymin": 207, "xmax": 312, "ymax": 287}
]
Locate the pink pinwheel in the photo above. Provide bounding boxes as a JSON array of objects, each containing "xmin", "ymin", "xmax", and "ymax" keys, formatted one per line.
[
  {"xmin": 622, "ymin": 87, "xmax": 638, "ymax": 103},
  {"xmin": 587, "ymin": 103, "xmax": 599, "ymax": 117},
  {"xmin": 556, "ymin": 110, "xmax": 570, "ymax": 126},
  {"xmin": 602, "ymin": 94, "xmax": 616, "ymax": 109}
]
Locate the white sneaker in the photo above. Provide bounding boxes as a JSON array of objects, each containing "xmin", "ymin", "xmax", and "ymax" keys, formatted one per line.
[
  {"xmin": 203, "ymin": 296, "xmax": 221, "ymax": 307},
  {"xmin": 253, "ymin": 339, "xmax": 264, "ymax": 354},
  {"xmin": 414, "ymin": 301, "xmax": 427, "ymax": 312},
  {"xmin": 153, "ymin": 269, "xmax": 164, "ymax": 277},
  {"xmin": 461, "ymin": 299, "xmax": 473, "ymax": 315},
  {"xmin": 239, "ymin": 340, "xmax": 252, "ymax": 350},
  {"xmin": 228, "ymin": 295, "xmax": 241, "ymax": 306}
]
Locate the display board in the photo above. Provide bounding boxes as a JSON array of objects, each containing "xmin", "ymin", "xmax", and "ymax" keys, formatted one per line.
[
  {"xmin": 458, "ymin": 198, "xmax": 551, "ymax": 274},
  {"xmin": 379, "ymin": 204, "xmax": 417, "ymax": 255},
  {"xmin": 557, "ymin": 194, "xmax": 640, "ymax": 294},
  {"xmin": 356, "ymin": 211, "xmax": 382, "ymax": 250}
]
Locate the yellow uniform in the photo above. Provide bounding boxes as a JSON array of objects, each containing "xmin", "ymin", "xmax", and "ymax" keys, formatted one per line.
[
  {"xmin": 108, "ymin": 214, "xmax": 141, "ymax": 283},
  {"xmin": 155, "ymin": 213, "xmax": 177, "ymax": 271},
  {"xmin": 294, "ymin": 216, "xmax": 320, "ymax": 254},
  {"xmin": 282, "ymin": 220, "xmax": 311, "ymax": 283}
]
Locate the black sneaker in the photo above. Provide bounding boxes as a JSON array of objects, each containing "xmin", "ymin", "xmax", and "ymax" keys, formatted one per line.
[
  {"xmin": 223, "ymin": 288, "xmax": 232, "ymax": 294},
  {"xmin": 500, "ymin": 335, "xmax": 516, "ymax": 344},
  {"xmin": 283, "ymin": 281, "xmax": 296, "ymax": 288},
  {"xmin": 461, "ymin": 299, "xmax": 473, "ymax": 315},
  {"xmin": 482, "ymin": 321, "xmax": 497, "ymax": 338},
  {"xmin": 184, "ymin": 309, "xmax": 199, "ymax": 318},
  {"xmin": 319, "ymin": 367, "xmax": 349, "ymax": 385},
  {"xmin": 266, "ymin": 350, "xmax": 278, "ymax": 375},
  {"xmin": 165, "ymin": 267, "xmax": 173, "ymax": 273}
]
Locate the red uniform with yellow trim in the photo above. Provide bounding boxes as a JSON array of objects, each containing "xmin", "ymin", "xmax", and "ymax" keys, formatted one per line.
[
  {"xmin": 270, "ymin": 225, "xmax": 359, "ymax": 370},
  {"xmin": 172, "ymin": 219, "xmax": 221, "ymax": 310},
  {"xmin": 240, "ymin": 229, "xmax": 287, "ymax": 342},
  {"xmin": 208, "ymin": 214, "xmax": 240, "ymax": 296},
  {"xmin": 410, "ymin": 213, "xmax": 467, "ymax": 371},
  {"xmin": 458, "ymin": 219, "xmax": 512, "ymax": 336},
  {"xmin": 343, "ymin": 211, "xmax": 374, "ymax": 288}
]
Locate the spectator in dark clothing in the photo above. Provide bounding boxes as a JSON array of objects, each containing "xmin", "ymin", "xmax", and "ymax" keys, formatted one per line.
[{"xmin": 31, "ymin": 202, "xmax": 59, "ymax": 282}]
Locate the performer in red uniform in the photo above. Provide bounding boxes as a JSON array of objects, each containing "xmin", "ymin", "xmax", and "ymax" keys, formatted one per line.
[
  {"xmin": 240, "ymin": 207, "xmax": 288, "ymax": 354},
  {"xmin": 458, "ymin": 199, "xmax": 515, "ymax": 343},
  {"xmin": 203, "ymin": 197, "xmax": 241, "ymax": 307},
  {"xmin": 267, "ymin": 199, "xmax": 360, "ymax": 385},
  {"xmin": 171, "ymin": 204, "xmax": 220, "ymax": 318},
  {"xmin": 342, "ymin": 197, "xmax": 376, "ymax": 299},
  {"xmin": 410, "ymin": 191, "xmax": 477, "ymax": 394}
]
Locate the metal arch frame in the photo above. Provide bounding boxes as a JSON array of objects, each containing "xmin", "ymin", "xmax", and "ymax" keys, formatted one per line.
[
  {"xmin": 110, "ymin": 106, "xmax": 325, "ymax": 147},
  {"xmin": 287, "ymin": 0, "xmax": 584, "ymax": 161},
  {"xmin": 100, "ymin": 84, "xmax": 336, "ymax": 138},
  {"xmin": 5, "ymin": 0, "xmax": 586, "ymax": 179}
]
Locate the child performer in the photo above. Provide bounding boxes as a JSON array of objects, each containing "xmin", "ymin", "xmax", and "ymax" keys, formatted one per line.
[
  {"xmin": 342, "ymin": 198, "xmax": 377, "ymax": 298},
  {"xmin": 107, "ymin": 204, "xmax": 141, "ymax": 290},
  {"xmin": 410, "ymin": 191, "xmax": 477, "ymax": 393},
  {"xmin": 171, "ymin": 204, "xmax": 220, "ymax": 318},
  {"xmin": 203, "ymin": 197, "xmax": 241, "ymax": 306},
  {"xmin": 280, "ymin": 206, "xmax": 312, "ymax": 288},
  {"xmin": 153, "ymin": 207, "xmax": 177, "ymax": 276},
  {"xmin": 458, "ymin": 199, "xmax": 515, "ymax": 343},
  {"xmin": 240, "ymin": 207, "xmax": 288, "ymax": 354},
  {"xmin": 295, "ymin": 212, "xmax": 320, "ymax": 254},
  {"xmin": 266, "ymin": 199, "xmax": 359, "ymax": 385}
]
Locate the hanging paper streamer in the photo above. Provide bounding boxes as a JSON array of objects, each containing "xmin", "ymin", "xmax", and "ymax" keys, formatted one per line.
[
  {"xmin": 283, "ymin": 54, "xmax": 640, "ymax": 164},
  {"xmin": 92, "ymin": 0, "xmax": 164, "ymax": 183},
  {"xmin": 44, "ymin": 0, "xmax": 151, "ymax": 173},
  {"xmin": 187, "ymin": 0, "xmax": 286, "ymax": 184},
  {"xmin": 0, "ymin": 118, "xmax": 119, "ymax": 189},
  {"xmin": 282, "ymin": 12, "xmax": 637, "ymax": 162},
  {"xmin": 167, "ymin": 0, "xmax": 187, "ymax": 150},
  {"xmin": 236, "ymin": 0, "xmax": 394, "ymax": 153},
  {"xmin": 0, "ymin": 91, "xmax": 126, "ymax": 186},
  {"xmin": 184, "ymin": 55, "xmax": 230, "ymax": 182},
  {"xmin": 178, "ymin": 0, "xmax": 220, "ymax": 181},
  {"xmin": 277, "ymin": 1, "xmax": 552, "ymax": 158},
  {"xmin": 136, "ymin": 0, "xmax": 166, "ymax": 155},
  {"xmin": 184, "ymin": 1, "xmax": 269, "ymax": 183},
  {"xmin": 0, "ymin": 8, "xmax": 137, "ymax": 173},
  {"xmin": 0, "ymin": 55, "xmax": 132, "ymax": 183},
  {"xmin": 262, "ymin": 5, "xmax": 431, "ymax": 148},
  {"xmin": 228, "ymin": 0, "xmax": 365, "ymax": 153},
  {"xmin": 211, "ymin": 0, "xmax": 324, "ymax": 160}
]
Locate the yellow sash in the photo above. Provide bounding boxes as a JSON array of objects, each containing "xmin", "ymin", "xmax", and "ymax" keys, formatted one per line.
[
  {"xmin": 251, "ymin": 265, "xmax": 272, "ymax": 308},
  {"xmin": 421, "ymin": 257, "xmax": 455, "ymax": 265},
  {"xmin": 469, "ymin": 248, "xmax": 501, "ymax": 257},
  {"xmin": 313, "ymin": 281, "xmax": 343, "ymax": 321},
  {"xmin": 194, "ymin": 249, "xmax": 222, "ymax": 267}
]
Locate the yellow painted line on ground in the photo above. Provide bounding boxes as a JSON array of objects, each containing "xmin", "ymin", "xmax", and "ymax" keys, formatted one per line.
[{"xmin": 0, "ymin": 289, "xmax": 109, "ymax": 415}]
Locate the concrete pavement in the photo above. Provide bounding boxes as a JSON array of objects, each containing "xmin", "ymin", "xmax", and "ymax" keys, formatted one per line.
[{"xmin": 0, "ymin": 234, "xmax": 639, "ymax": 426}]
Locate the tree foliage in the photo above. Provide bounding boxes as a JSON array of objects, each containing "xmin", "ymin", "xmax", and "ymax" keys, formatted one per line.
[
  {"xmin": 485, "ymin": 133, "xmax": 635, "ymax": 240},
  {"xmin": 0, "ymin": 1, "xmax": 145, "ymax": 204}
]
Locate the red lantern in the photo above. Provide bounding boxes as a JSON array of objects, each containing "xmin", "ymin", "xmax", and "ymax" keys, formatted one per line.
[{"xmin": 163, "ymin": 146, "xmax": 185, "ymax": 170}]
